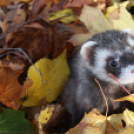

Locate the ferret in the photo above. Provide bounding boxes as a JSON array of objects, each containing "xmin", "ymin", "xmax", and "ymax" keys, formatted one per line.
[{"xmin": 59, "ymin": 29, "xmax": 134, "ymax": 127}]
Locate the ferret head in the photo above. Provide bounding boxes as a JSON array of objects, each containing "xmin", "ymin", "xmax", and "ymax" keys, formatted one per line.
[{"xmin": 80, "ymin": 29, "xmax": 134, "ymax": 85}]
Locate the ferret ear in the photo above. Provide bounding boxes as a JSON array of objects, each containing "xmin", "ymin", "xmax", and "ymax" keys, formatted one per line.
[
  {"xmin": 123, "ymin": 28, "xmax": 133, "ymax": 35},
  {"xmin": 80, "ymin": 41, "xmax": 97, "ymax": 61}
]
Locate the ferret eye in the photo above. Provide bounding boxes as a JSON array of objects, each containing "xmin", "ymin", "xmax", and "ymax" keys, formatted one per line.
[{"xmin": 109, "ymin": 60, "xmax": 118, "ymax": 68}]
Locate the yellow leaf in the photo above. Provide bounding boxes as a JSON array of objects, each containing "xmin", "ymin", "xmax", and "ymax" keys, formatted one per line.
[
  {"xmin": 79, "ymin": 5, "xmax": 112, "ymax": 33},
  {"xmin": 38, "ymin": 106, "xmax": 55, "ymax": 134},
  {"xmin": 121, "ymin": 109, "xmax": 134, "ymax": 127},
  {"xmin": 107, "ymin": 113, "xmax": 123, "ymax": 131},
  {"xmin": 65, "ymin": 108, "xmax": 134, "ymax": 134},
  {"xmin": 120, "ymin": 128, "xmax": 134, "ymax": 134},
  {"xmin": 109, "ymin": 4, "xmax": 134, "ymax": 33},
  {"xmin": 68, "ymin": 5, "xmax": 113, "ymax": 46},
  {"xmin": 105, "ymin": 1, "xmax": 129, "ymax": 18},
  {"xmin": 49, "ymin": 8, "xmax": 78, "ymax": 23},
  {"xmin": 39, "ymin": 106, "xmax": 55, "ymax": 125},
  {"xmin": 66, "ymin": 108, "xmax": 134, "ymax": 134},
  {"xmin": 66, "ymin": 109, "xmax": 106, "ymax": 134},
  {"xmin": 114, "ymin": 94, "xmax": 134, "ymax": 103},
  {"xmin": 19, "ymin": 49, "xmax": 70, "ymax": 107},
  {"xmin": 107, "ymin": 109, "xmax": 134, "ymax": 133}
]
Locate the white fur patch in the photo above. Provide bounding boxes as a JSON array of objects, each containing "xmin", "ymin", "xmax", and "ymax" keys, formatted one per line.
[
  {"xmin": 127, "ymin": 36, "xmax": 134, "ymax": 47},
  {"xmin": 80, "ymin": 41, "xmax": 97, "ymax": 60},
  {"xmin": 119, "ymin": 65, "xmax": 134, "ymax": 85},
  {"xmin": 92, "ymin": 49, "xmax": 113, "ymax": 81},
  {"xmin": 123, "ymin": 28, "xmax": 133, "ymax": 35}
]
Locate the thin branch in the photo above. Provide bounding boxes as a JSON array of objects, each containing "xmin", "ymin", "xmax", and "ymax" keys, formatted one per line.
[
  {"xmin": 94, "ymin": 78, "xmax": 108, "ymax": 118},
  {"xmin": 0, "ymin": 17, "xmax": 42, "ymax": 40},
  {"xmin": 0, "ymin": 48, "xmax": 47, "ymax": 84}
]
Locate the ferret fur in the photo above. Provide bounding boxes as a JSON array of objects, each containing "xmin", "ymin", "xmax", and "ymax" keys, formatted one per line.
[{"xmin": 59, "ymin": 30, "xmax": 134, "ymax": 127}]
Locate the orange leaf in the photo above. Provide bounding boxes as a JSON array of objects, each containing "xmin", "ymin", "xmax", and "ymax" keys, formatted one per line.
[{"xmin": 0, "ymin": 60, "xmax": 32, "ymax": 109}]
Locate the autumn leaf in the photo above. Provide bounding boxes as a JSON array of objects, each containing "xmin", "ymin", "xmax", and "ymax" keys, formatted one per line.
[
  {"xmin": 0, "ymin": 21, "xmax": 10, "ymax": 35},
  {"xmin": 108, "ymin": 2, "xmax": 134, "ymax": 33},
  {"xmin": 19, "ymin": 49, "xmax": 70, "ymax": 107},
  {"xmin": 35, "ymin": 98, "xmax": 72, "ymax": 134},
  {"xmin": 66, "ymin": 109, "xmax": 134, "ymax": 134},
  {"xmin": 49, "ymin": 8, "xmax": 78, "ymax": 23},
  {"xmin": 105, "ymin": 1, "xmax": 129, "ymax": 18},
  {"xmin": 0, "ymin": 108, "xmax": 35, "ymax": 133},
  {"xmin": 0, "ymin": 60, "xmax": 32, "ymax": 109},
  {"xmin": 68, "ymin": 5, "xmax": 113, "ymax": 46},
  {"xmin": 3, "ymin": 20, "xmax": 74, "ymax": 61},
  {"xmin": 107, "ymin": 109, "xmax": 134, "ymax": 133},
  {"xmin": 32, "ymin": 0, "xmax": 62, "ymax": 22},
  {"xmin": 114, "ymin": 94, "xmax": 134, "ymax": 103},
  {"xmin": 0, "ymin": 2, "xmax": 28, "ymax": 35},
  {"xmin": 65, "ymin": 0, "xmax": 105, "ymax": 8},
  {"xmin": 66, "ymin": 109, "xmax": 107, "ymax": 134},
  {"xmin": 79, "ymin": 5, "xmax": 112, "ymax": 35},
  {"xmin": 0, "ymin": 0, "xmax": 32, "ymax": 7},
  {"xmin": 13, "ymin": 6, "xmax": 27, "ymax": 26}
]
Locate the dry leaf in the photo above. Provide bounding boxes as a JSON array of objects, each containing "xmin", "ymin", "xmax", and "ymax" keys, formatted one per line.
[
  {"xmin": 0, "ymin": 0, "xmax": 32, "ymax": 7},
  {"xmin": 19, "ymin": 49, "xmax": 70, "ymax": 107},
  {"xmin": 66, "ymin": 109, "xmax": 107, "ymax": 134},
  {"xmin": 13, "ymin": 8, "xmax": 27, "ymax": 26},
  {"xmin": 32, "ymin": 0, "xmax": 61, "ymax": 22},
  {"xmin": 105, "ymin": 1, "xmax": 129, "ymax": 18},
  {"xmin": 79, "ymin": 5, "xmax": 112, "ymax": 34},
  {"xmin": 114, "ymin": 94, "xmax": 134, "ymax": 103},
  {"xmin": 34, "ymin": 97, "xmax": 72, "ymax": 134},
  {"xmin": 69, "ymin": 5, "xmax": 112, "ymax": 46},
  {"xmin": 41, "ymin": 104, "xmax": 72, "ymax": 134},
  {"xmin": 4, "ymin": 21, "xmax": 74, "ymax": 61},
  {"xmin": 49, "ymin": 8, "xmax": 78, "ymax": 23},
  {"xmin": 65, "ymin": 0, "xmax": 105, "ymax": 8},
  {"xmin": 0, "ymin": 60, "xmax": 32, "ymax": 109},
  {"xmin": 108, "ymin": 2, "xmax": 134, "ymax": 33},
  {"xmin": 0, "ymin": 21, "xmax": 10, "ymax": 34},
  {"xmin": 107, "ymin": 109, "xmax": 134, "ymax": 133}
]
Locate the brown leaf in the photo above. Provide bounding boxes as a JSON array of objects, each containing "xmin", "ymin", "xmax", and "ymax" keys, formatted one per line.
[
  {"xmin": 0, "ymin": 2, "xmax": 28, "ymax": 36},
  {"xmin": 56, "ymin": 21, "xmax": 88, "ymax": 34},
  {"xmin": 0, "ymin": 0, "xmax": 25, "ymax": 7},
  {"xmin": 32, "ymin": 0, "xmax": 47, "ymax": 15},
  {"xmin": 0, "ymin": 62, "xmax": 32, "ymax": 109},
  {"xmin": 65, "ymin": 0, "xmax": 106, "ymax": 8},
  {"xmin": 32, "ymin": 0, "xmax": 62, "ymax": 22},
  {"xmin": 39, "ymin": 96, "xmax": 48, "ymax": 109},
  {"xmin": 24, "ymin": 22, "xmax": 45, "ymax": 29},
  {"xmin": 3, "ymin": 9, "xmax": 17, "ymax": 23},
  {"xmin": 0, "ymin": 21, "xmax": 10, "ymax": 34},
  {"xmin": 13, "ymin": 8, "xmax": 27, "ymax": 26},
  {"xmin": 42, "ymin": 104, "xmax": 72, "ymax": 134},
  {"xmin": 0, "ymin": 60, "xmax": 25, "ymax": 70},
  {"xmin": 4, "ymin": 20, "xmax": 74, "ymax": 61}
]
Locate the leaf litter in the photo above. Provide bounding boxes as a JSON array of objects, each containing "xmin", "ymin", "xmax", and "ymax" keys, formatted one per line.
[{"xmin": 0, "ymin": 0, "xmax": 134, "ymax": 134}]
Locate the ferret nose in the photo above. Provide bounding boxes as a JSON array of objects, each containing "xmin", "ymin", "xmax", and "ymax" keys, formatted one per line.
[{"xmin": 132, "ymin": 70, "xmax": 134, "ymax": 74}]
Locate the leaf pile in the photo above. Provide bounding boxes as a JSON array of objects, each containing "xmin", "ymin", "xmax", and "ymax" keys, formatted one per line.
[{"xmin": 0, "ymin": 0, "xmax": 134, "ymax": 133}]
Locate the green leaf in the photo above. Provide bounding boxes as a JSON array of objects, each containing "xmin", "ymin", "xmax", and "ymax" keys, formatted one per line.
[{"xmin": 0, "ymin": 108, "xmax": 35, "ymax": 133}]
